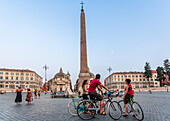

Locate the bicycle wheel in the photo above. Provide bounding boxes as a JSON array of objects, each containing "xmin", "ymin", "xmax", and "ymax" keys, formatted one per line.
[
  {"xmin": 109, "ymin": 101, "xmax": 122, "ymax": 120},
  {"xmin": 132, "ymin": 101, "xmax": 144, "ymax": 121},
  {"xmin": 68, "ymin": 100, "xmax": 79, "ymax": 116},
  {"xmin": 77, "ymin": 101, "xmax": 96, "ymax": 120},
  {"xmin": 119, "ymin": 100, "xmax": 131, "ymax": 113}
]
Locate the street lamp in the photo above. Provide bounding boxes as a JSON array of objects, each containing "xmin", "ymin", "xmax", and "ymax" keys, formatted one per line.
[
  {"xmin": 107, "ymin": 66, "xmax": 112, "ymax": 75},
  {"xmin": 43, "ymin": 64, "xmax": 49, "ymax": 94}
]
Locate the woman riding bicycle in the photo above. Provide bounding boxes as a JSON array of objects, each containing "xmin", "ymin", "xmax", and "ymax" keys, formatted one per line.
[{"xmin": 82, "ymin": 80, "xmax": 89, "ymax": 100}]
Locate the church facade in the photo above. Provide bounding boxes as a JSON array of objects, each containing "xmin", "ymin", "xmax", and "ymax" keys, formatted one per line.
[{"xmin": 48, "ymin": 68, "xmax": 72, "ymax": 92}]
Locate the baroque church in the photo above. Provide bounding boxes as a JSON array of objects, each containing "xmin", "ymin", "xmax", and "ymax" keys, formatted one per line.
[{"xmin": 48, "ymin": 68, "xmax": 72, "ymax": 93}]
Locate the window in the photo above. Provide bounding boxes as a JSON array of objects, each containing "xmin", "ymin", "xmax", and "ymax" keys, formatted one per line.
[
  {"xmin": 155, "ymin": 82, "xmax": 157, "ymax": 84},
  {"xmin": 16, "ymin": 85, "xmax": 18, "ymax": 87},
  {"xmin": 118, "ymin": 79, "xmax": 120, "ymax": 81},
  {"xmin": 143, "ymin": 75, "xmax": 145, "ymax": 77},
  {"xmin": 114, "ymin": 75, "xmax": 116, "ymax": 78},
  {"xmin": 125, "ymin": 75, "xmax": 127, "ymax": 77},
  {"xmin": 133, "ymin": 79, "xmax": 134, "ymax": 81},
  {"xmin": 11, "ymin": 73, "xmax": 14, "ymax": 75},
  {"xmin": 21, "ymin": 85, "xmax": 24, "ymax": 88},
  {"xmin": 140, "ymin": 79, "xmax": 142, "ymax": 81},
  {"xmin": 15, "ymin": 82, "xmax": 19, "ymax": 84},
  {"xmin": 16, "ymin": 77, "xmax": 18, "ymax": 80},
  {"xmin": 121, "ymin": 75, "xmax": 123, "ymax": 77},
  {"xmin": 0, "ymin": 85, "xmax": 3, "ymax": 88},
  {"xmin": 5, "ymin": 82, "xmax": 9, "ymax": 84},
  {"xmin": 136, "ymin": 79, "xmax": 138, "ymax": 81},
  {"xmin": 132, "ymin": 75, "xmax": 134, "ymax": 77},
  {"xmin": 139, "ymin": 75, "xmax": 142, "ymax": 77},
  {"xmin": 121, "ymin": 86, "xmax": 124, "ymax": 89},
  {"xmin": 151, "ymin": 79, "xmax": 153, "ymax": 81},
  {"xmin": 118, "ymin": 75, "xmax": 119, "ymax": 78},
  {"xmin": 30, "ymin": 74, "xmax": 33, "ymax": 76},
  {"xmin": 136, "ymin": 75, "xmax": 138, "ymax": 77},
  {"xmin": 155, "ymin": 75, "xmax": 156, "ymax": 77},
  {"xmin": 21, "ymin": 73, "xmax": 24, "ymax": 75},
  {"xmin": 5, "ymin": 72, "xmax": 9, "ymax": 75},
  {"xmin": 143, "ymin": 79, "xmax": 145, "ymax": 81},
  {"xmin": 11, "ymin": 77, "xmax": 13, "ymax": 80},
  {"xmin": 114, "ymin": 79, "xmax": 116, "ymax": 82},
  {"xmin": 26, "ymin": 73, "xmax": 29, "ymax": 76},
  {"xmin": 122, "ymin": 79, "xmax": 124, "ymax": 81},
  {"xmin": 5, "ymin": 85, "xmax": 8, "ymax": 88},
  {"xmin": 30, "ymin": 85, "xmax": 34, "ymax": 88},
  {"xmin": 26, "ymin": 77, "xmax": 29, "ymax": 80},
  {"xmin": 0, "ymin": 76, "xmax": 3, "ymax": 79},
  {"xmin": 21, "ymin": 77, "xmax": 24, "ymax": 80},
  {"xmin": 16, "ymin": 73, "xmax": 19, "ymax": 75},
  {"xmin": 0, "ymin": 72, "xmax": 3, "ymax": 74},
  {"xmin": 128, "ymin": 75, "xmax": 131, "ymax": 78},
  {"xmin": 31, "ymin": 77, "xmax": 33, "ymax": 80},
  {"xmin": 25, "ymin": 82, "xmax": 29, "ymax": 84},
  {"xmin": 5, "ymin": 77, "xmax": 8, "ymax": 80}
]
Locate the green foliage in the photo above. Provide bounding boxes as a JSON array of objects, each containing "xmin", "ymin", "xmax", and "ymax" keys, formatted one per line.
[
  {"xmin": 163, "ymin": 59, "xmax": 170, "ymax": 74},
  {"xmin": 163, "ymin": 59, "xmax": 170, "ymax": 85},
  {"xmin": 144, "ymin": 62, "xmax": 152, "ymax": 87},
  {"xmin": 156, "ymin": 66, "xmax": 164, "ymax": 87}
]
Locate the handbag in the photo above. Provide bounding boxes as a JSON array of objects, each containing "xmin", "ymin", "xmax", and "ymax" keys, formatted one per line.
[{"xmin": 26, "ymin": 98, "xmax": 29, "ymax": 101}]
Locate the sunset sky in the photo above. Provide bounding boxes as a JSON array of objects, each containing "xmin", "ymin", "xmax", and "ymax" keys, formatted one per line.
[{"xmin": 0, "ymin": 0, "xmax": 170, "ymax": 85}]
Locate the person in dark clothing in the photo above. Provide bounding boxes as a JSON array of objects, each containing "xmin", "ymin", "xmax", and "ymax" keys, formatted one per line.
[
  {"xmin": 26, "ymin": 88, "xmax": 32, "ymax": 104},
  {"xmin": 15, "ymin": 87, "xmax": 23, "ymax": 104}
]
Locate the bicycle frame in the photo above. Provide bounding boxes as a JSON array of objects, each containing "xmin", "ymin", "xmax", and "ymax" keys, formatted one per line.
[{"xmin": 72, "ymin": 98, "xmax": 81, "ymax": 109}]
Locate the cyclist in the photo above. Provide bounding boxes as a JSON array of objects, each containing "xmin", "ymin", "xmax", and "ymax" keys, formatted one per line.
[
  {"xmin": 82, "ymin": 80, "xmax": 89, "ymax": 99},
  {"xmin": 123, "ymin": 79, "xmax": 134, "ymax": 117},
  {"xmin": 88, "ymin": 74, "xmax": 113, "ymax": 115}
]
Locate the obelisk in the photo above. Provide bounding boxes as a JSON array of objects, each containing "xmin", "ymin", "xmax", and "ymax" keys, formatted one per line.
[{"xmin": 78, "ymin": 2, "xmax": 90, "ymax": 93}]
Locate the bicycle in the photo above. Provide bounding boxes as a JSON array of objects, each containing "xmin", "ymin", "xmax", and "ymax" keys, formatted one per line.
[
  {"xmin": 68, "ymin": 98, "xmax": 82, "ymax": 116},
  {"xmin": 77, "ymin": 96, "xmax": 122, "ymax": 120},
  {"xmin": 119, "ymin": 97, "xmax": 144, "ymax": 121}
]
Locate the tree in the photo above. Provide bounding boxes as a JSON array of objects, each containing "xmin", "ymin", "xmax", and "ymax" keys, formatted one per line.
[
  {"xmin": 156, "ymin": 66, "xmax": 165, "ymax": 87},
  {"xmin": 163, "ymin": 59, "xmax": 170, "ymax": 74},
  {"xmin": 163, "ymin": 59, "xmax": 170, "ymax": 92},
  {"xmin": 144, "ymin": 62, "xmax": 152, "ymax": 87}
]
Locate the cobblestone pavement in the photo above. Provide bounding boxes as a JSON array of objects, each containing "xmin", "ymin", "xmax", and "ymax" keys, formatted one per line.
[{"xmin": 0, "ymin": 91, "xmax": 170, "ymax": 121}]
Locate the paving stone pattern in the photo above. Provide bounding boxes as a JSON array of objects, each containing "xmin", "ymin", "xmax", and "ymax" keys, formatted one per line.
[{"xmin": 0, "ymin": 92, "xmax": 170, "ymax": 121}]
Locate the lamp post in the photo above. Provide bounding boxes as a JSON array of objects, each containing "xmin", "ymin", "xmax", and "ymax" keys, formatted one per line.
[
  {"xmin": 43, "ymin": 64, "xmax": 49, "ymax": 94},
  {"xmin": 107, "ymin": 66, "xmax": 112, "ymax": 75}
]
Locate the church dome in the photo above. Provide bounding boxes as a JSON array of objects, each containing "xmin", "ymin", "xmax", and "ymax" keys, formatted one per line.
[
  {"xmin": 89, "ymin": 72, "xmax": 95, "ymax": 78},
  {"xmin": 54, "ymin": 68, "xmax": 66, "ymax": 78}
]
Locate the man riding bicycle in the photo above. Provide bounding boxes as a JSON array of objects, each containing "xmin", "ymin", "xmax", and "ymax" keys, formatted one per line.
[{"xmin": 88, "ymin": 74, "xmax": 114, "ymax": 115}]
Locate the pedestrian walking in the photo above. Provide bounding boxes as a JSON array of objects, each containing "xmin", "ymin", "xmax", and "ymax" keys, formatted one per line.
[
  {"xmin": 34, "ymin": 88, "xmax": 37, "ymax": 99},
  {"xmin": 38, "ymin": 90, "xmax": 41, "ymax": 99},
  {"xmin": 15, "ymin": 87, "xmax": 23, "ymax": 104},
  {"xmin": 26, "ymin": 88, "xmax": 32, "ymax": 104}
]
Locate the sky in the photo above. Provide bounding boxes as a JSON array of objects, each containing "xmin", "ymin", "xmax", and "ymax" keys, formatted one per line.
[{"xmin": 0, "ymin": 0, "xmax": 170, "ymax": 86}]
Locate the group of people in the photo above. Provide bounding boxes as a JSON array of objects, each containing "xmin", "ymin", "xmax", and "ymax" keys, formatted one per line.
[
  {"xmin": 15, "ymin": 87, "xmax": 41, "ymax": 104},
  {"xmin": 81, "ymin": 74, "xmax": 134, "ymax": 116}
]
